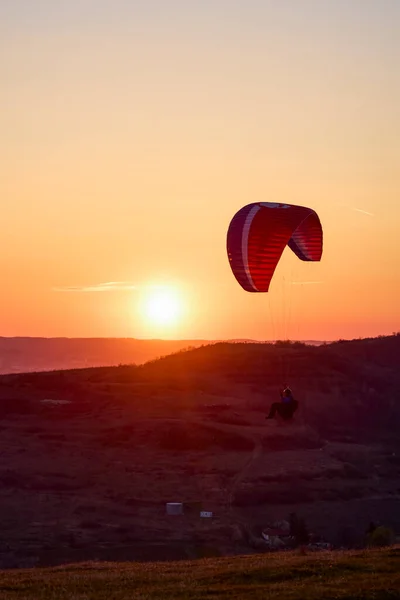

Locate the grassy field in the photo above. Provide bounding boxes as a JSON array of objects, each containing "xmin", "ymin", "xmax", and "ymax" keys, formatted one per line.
[{"xmin": 0, "ymin": 546, "xmax": 399, "ymax": 599}]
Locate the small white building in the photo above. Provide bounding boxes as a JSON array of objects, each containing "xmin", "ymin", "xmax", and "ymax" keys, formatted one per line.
[{"xmin": 166, "ymin": 502, "xmax": 183, "ymax": 516}]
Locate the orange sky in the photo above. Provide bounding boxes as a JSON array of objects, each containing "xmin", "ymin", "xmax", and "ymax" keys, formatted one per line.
[{"xmin": 1, "ymin": 1, "xmax": 399, "ymax": 341}]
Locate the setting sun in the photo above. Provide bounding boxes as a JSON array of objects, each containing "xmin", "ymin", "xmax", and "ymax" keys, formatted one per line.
[{"xmin": 141, "ymin": 287, "xmax": 183, "ymax": 328}]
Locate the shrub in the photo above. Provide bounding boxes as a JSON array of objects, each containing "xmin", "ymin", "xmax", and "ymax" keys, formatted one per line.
[{"xmin": 367, "ymin": 526, "xmax": 395, "ymax": 547}]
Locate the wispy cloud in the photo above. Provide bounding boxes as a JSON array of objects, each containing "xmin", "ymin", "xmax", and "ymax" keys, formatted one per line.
[
  {"xmin": 53, "ymin": 281, "xmax": 139, "ymax": 293},
  {"xmin": 342, "ymin": 204, "xmax": 375, "ymax": 217},
  {"xmin": 350, "ymin": 207, "xmax": 375, "ymax": 217}
]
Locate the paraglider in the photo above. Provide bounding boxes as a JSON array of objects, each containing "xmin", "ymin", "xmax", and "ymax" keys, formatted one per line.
[
  {"xmin": 226, "ymin": 202, "xmax": 323, "ymax": 292},
  {"xmin": 226, "ymin": 202, "xmax": 323, "ymax": 423}
]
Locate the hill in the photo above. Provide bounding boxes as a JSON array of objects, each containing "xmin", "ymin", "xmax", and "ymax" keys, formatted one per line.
[
  {"xmin": 0, "ymin": 547, "xmax": 399, "ymax": 599},
  {"xmin": 0, "ymin": 334, "xmax": 399, "ymax": 568}
]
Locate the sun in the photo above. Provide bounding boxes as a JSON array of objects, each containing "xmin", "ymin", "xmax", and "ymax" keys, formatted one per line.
[{"xmin": 141, "ymin": 287, "xmax": 183, "ymax": 327}]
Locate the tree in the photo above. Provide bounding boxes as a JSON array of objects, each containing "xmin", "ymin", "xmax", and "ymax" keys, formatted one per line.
[{"xmin": 289, "ymin": 512, "xmax": 309, "ymax": 545}]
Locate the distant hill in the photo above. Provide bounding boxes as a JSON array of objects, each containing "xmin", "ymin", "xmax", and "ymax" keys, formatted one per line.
[
  {"xmin": 0, "ymin": 337, "xmax": 210, "ymax": 374},
  {"xmin": 0, "ymin": 334, "xmax": 399, "ymax": 568},
  {"xmin": 0, "ymin": 336, "xmax": 325, "ymax": 375}
]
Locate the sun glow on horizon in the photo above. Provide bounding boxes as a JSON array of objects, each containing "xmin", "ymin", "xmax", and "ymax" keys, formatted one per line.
[{"xmin": 139, "ymin": 286, "xmax": 184, "ymax": 330}]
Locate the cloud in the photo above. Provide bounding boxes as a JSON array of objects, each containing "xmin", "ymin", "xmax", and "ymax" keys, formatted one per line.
[
  {"xmin": 350, "ymin": 207, "xmax": 375, "ymax": 217},
  {"xmin": 53, "ymin": 281, "xmax": 139, "ymax": 293},
  {"xmin": 53, "ymin": 281, "xmax": 174, "ymax": 293},
  {"xmin": 341, "ymin": 204, "xmax": 375, "ymax": 217}
]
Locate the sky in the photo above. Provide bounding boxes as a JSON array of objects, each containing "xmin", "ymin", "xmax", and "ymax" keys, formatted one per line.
[{"xmin": 1, "ymin": 0, "xmax": 399, "ymax": 341}]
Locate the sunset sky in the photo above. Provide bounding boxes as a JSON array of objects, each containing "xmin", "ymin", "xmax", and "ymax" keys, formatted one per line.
[{"xmin": 1, "ymin": 1, "xmax": 399, "ymax": 341}]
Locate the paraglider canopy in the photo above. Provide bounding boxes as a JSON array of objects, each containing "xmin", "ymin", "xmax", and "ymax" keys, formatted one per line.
[{"xmin": 226, "ymin": 202, "xmax": 323, "ymax": 292}]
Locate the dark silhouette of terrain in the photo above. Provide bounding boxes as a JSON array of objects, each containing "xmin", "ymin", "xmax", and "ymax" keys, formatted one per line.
[{"xmin": 0, "ymin": 334, "xmax": 399, "ymax": 567}]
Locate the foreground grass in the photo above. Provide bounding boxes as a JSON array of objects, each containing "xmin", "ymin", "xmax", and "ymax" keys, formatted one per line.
[{"xmin": 0, "ymin": 547, "xmax": 399, "ymax": 600}]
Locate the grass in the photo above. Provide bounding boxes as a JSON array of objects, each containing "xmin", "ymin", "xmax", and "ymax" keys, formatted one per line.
[{"xmin": 0, "ymin": 547, "xmax": 399, "ymax": 599}]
